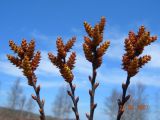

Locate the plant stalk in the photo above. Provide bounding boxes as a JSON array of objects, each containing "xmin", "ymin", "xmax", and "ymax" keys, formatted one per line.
[
  {"xmin": 69, "ymin": 82, "xmax": 80, "ymax": 120},
  {"xmin": 32, "ymin": 79, "xmax": 45, "ymax": 120},
  {"xmin": 117, "ymin": 75, "xmax": 131, "ymax": 120}
]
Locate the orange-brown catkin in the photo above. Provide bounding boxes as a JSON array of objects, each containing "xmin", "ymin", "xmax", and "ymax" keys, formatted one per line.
[
  {"xmin": 84, "ymin": 22, "xmax": 93, "ymax": 37},
  {"xmin": 83, "ymin": 17, "xmax": 110, "ymax": 69},
  {"xmin": 67, "ymin": 52, "xmax": 76, "ymax": 70},
  {"xmin": 31, "ymin": 51, "xmax": 41, "ymax": 71},
  {"xmin": 48, "ymin": 37, "xmax": 76, "ymax": 83},
  {"xmin": 56, "ymin": 37, "xmax": 66, "ymax": 59},
  {"xmin": 27, "ymin": 40, "xmax": 35, "ymax": 60},
  {"xmin": 65, "ymin": 37, "xmax": 76, "ymax": 52},
  {"xmin": 7, "ymin": 39, "xmax": 41, "ymax": 86},
  {"xmin": 122, "ymin": 26, "xmax": 157, "ymax": 77},
  {"xmin": 7, "ymin": 55, "xmax": 22, "ymax": 68}
]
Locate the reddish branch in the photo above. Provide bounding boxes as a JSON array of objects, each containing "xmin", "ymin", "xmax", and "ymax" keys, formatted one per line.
[
  {"xmin": 83, "ymin": 17, "xmax": 110, "ymax": 120},
  {"xmin": 7, "ymin": 39, "xmax": 45, "ymax": 120},
  {"xmin": 68, "ymin": 82, "xmax": 79, "ymax": 120},
  {"xmin": 48, "ymin": 37, "xmax": 80, "ymax": 120},
  {"xmin": 32, "ymin": 82, "xmax": 45, "ymax": 120},
  {"xmin": 117, "ymin": 26, "xmax": 157, "ymax": 120}
]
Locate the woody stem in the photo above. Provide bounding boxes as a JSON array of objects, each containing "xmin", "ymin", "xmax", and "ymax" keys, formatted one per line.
[
  {"xmin": 89, "ymin": 67, "xmax": 97, "ymax": 120},
  {"xmin": 32, "ymin": 81, "xmax": 45, "ymax": 120},
  {"xmin": 69, "ymin": 82, "xmax": 80, "ymax": 120},
  {"xmin": 117, "ymin": 75, "xmax": 131, "ymax": 120}
]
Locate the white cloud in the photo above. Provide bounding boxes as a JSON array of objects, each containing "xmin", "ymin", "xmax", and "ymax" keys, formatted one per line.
[
  {"xmin": 37, "ymin": 51, "xmax": 60, "ymax": 76},
  {"xmin": 133, "ymin": 75, "xmax": 160, "ymax": 87},
  {"xmin": 0, "ymin": 60, "xmax": 24, "ymax": 77},
  {"xmin": 106, "ymin": 36, "xmax": 125, "ymax": 60},
  {"xmin": 21, "ymin": 80, "xmax": 67, "ymax": 88},
  {"xmin": 97, "ymin": 68, "xmax": 126, "ymax": 84},
  {"xmin": 31, "ymin": 30, "xmax": 53, "ymax": 41},
  {"xmin": 74, "ymin": 53, "xmax": 92, "ymax": 75},
  {"xmin": 97, "ymin": 66, "xmax": 160, "ymax": 87},
  {"xmin": 142, "ymin": 43, "xmax": 160, "ymax": 68},
  {"xmin": 70, "ymin": 28, "xmax": 82, "ymax": 34}
]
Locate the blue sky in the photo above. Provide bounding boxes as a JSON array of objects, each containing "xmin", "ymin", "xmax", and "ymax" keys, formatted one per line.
[{"xmin": 0, "ymin": 0, "xmax": 160, "ymax": 119}]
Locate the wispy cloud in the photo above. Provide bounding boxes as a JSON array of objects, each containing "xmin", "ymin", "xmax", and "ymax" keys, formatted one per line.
[
  {"xmin": 31, "ymin": 30, "xmax": 53, "ymax": 41},
  {"xmin": 142, "ymin": 43, "xmax": 160, "ymax": 68},
  {"xmin": 0, "ymin": 60, "xmax": 24, "ymax": 77},
  {"xmin": 97, "ymin": 66, "xmax": 160, "ymax": 87},
  {"xmin": 21, "ymin": 80, "xmax": 67, "ymax": 88},
  {"xmin": 106, "ymin": 36, "xmax": 125, "ymax": 60},
  {"xmin": 70, "ymin": 27, "xmax": 83, "ymax": 35},
  {"xmin": 74, "ymin": 53, "xmax": 92, "ymax": 75},
  {"xmin": 37, "ymin": 51, "xmax": 60, "ymax": 76}
]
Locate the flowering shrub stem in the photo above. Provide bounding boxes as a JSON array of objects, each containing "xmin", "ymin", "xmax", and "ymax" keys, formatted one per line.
[
  {"xmin": 7, "ymin": 39, "xmax": 46, "ymax": 120},
  {"xmin": 117, "ymin": 75, "xmax": 130, "ymax": 120},
  {"xmin": 32, "ymin": 82, "xmax": 45, "ymax": 120},
  {"xmin": 83, "ymin": 17, "xmax": 110, "ymax": 120},
  {"xmin": 48, "ymin": 37, "xmax": 80, "ymax": 120},
  {"xmin": 88, "ymin": 68, "xmax": 97, "ymax": 120},
  {"xmin": 69, "ymin": 82, "xmax": 79, "ymax": 120},
  {"xmin": 116, "ymin": 26, "xmax": 157, "ymax": 120}
]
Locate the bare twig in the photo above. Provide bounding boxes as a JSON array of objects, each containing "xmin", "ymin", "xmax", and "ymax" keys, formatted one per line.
[
  {"xmin": 32, "ymin": 82, "xmax": 45, "ymax": 120},
  {"xmin": 68, "ymin": 82, "xmax": 79, "ymax": 120},
  {"xmin": 86, "ymin": 69, "xmax": 98, "ymax": 120},
  {"xmin": 117, "ymin": 75, "xmax": 130, "ymax": 120}
]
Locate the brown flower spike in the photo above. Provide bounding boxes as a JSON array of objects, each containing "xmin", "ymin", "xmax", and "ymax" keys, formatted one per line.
[
  {"xmin": 48, "ymin": 37, "xmax": 80, "ymax": 120},
  {"xmin": 7, "ymin": 39, "xmax": 45, "ymax": 120},
  {"xmin": 117, "ymin": 26, "xmax": 157, "ymax": 120},
  {"xmin": 83, "ymin": 17, "xmax": 110, "ymax": 120}
]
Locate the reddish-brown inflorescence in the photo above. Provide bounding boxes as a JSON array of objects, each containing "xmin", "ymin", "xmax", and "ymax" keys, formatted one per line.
[
  {"xmin": 122, "ymin": 27, "xmax": 157, "ymax": 77},
  {"xmin": 48, "ymin": 37, "xmax": 80, "ymax": 120},
  {"xmin": 117, "ymin": 26, "xmax": 157, "ymax": 120},
  {"xmin": 48, "ymin": 37, "xmax": 76, "ymax": 83},
  {"xmin": 7, "ymin": 39, "xmax": 45, "ymax": 120},
  {"xmin": 83, "ymin": 17, "xmax": 110, "ymax": 120}
]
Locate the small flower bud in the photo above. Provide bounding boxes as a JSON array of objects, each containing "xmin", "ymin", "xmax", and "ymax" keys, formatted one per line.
[
  {"xmin": 31, "ymin": 94, "xmax": 37, "ymax": 100},
  {"xmin": 94, "ymin": 82, "xmax": 99, "ymax": 89},
  {"xmin": 92, "ymin": 103, "xmax": 97, "ymax": 110},
  {"xmin": 67, "ymin": 90, "xmax": 72, "ymax": 96},
  {"xmin": 39, "ymin": 108, "xmax": 43, "ymax": 114},
  {"xmin": 89, "ymin": 89, "xmax": 93, "ymax": 97},
  {"xmin": 86, "ymin": 113, "xmax": 90, "ymax": 119},
  {"xmin": 93, "ymin": 70, "xmax": 97, "ymax": 76},
  {"xmin": 89, "ymin": 76, "xmax": 92, "ymax": 82},
  {"xmin": 42, "ymin": 99, "xmax": 45, "ymax": 106},
  {"xmin": 72, "ymin": 107, "xmax": 75, "ymax": 112},
  {"xmin": 122, "ymin": 83, "xmax": 126, "ymax": 90},
  {"xmin": 75, "ymin": 97, "xmax": 79, "ymax": 103},
  {"xmin": 36, "ymin": 84, "xmax": 41, "ymax": 93},
  {"xmin": 125, "ymin": 95, "xmax": 130, "ymax": 102}
]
